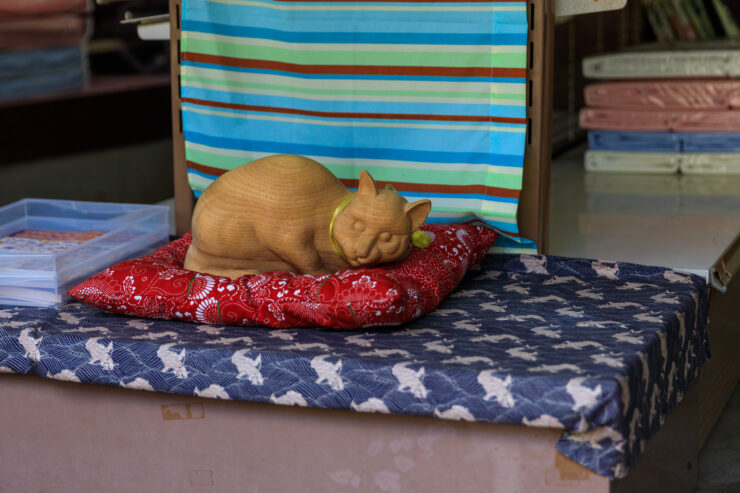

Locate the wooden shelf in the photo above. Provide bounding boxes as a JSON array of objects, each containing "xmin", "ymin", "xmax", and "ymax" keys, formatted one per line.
[
  {"xmin": 0, "ymin": 73, "xmax": 170, "ymax": 110},
  {"xmin": 0, "ymin": 73, "xmax": 172, "ymax": 165}
]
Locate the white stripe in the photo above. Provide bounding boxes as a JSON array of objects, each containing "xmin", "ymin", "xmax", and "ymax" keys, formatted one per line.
[
  {"xmin": 184, "ymin": 31, "xmax": 526, "ymax": 55},
  {"xmin": 182, "ymin": 65, "xmax": 525, "ymax": 95},
  {"xmin": 187, "ymin": 173, "xmax": 213, "ymax": 190},
  {"xmin": 431, "ymin": 211, "xmax": 517, "ymax": 224},
  {"xmin": 210, "ymin": 0, "xmax": 526, "ymax": 13},
  {"xmin": 428, "ymin": 198, "xmax": 518, "ymax": 215},
  {"xmin": 489, "ymin": 246, "xmax": 535, "ymax": 254},
  {"xmin": 185, "ymin": 141, "xmax": 524, "ymax": 175},
  {"xmin": 183, "ymin": 105, "xmax": 526, "ymax": 133},
  {"xmin": 183, "ymin": 80, "xmax": 524, "ymax": 106}
]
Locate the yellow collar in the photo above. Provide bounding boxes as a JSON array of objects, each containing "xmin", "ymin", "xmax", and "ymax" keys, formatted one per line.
[{"xmin": 329, "ymin": 193, "xmax": 355, "ymax": 264}]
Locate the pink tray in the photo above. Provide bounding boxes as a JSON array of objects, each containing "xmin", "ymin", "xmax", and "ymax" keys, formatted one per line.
[
  {"xmin": 579, "ymin": 108, "xmax": 740, "ymax": 132},
  {"xmin": 584, "ymin": 81, "xmax": 740, "ymax": 111}
]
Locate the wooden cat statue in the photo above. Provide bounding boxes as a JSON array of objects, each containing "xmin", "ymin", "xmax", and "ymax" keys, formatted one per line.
[{"xmin": 183, "ymin": 154, "xmax": 432, "ymax": 278}]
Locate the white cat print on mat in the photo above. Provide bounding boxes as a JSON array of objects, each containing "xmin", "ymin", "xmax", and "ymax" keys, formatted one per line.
[
  {"xmin": 157, "ymin": 343, "xmax": 188, "ymax": 379},
  {"xmin": 232, "ymin": 350, "xmax": 264, "ymax": 385},
  {"xmin": 392, "ymin": 362, "xmax": 427, "ymax": 399},
  {"xmin": 86, "ymin": 337, "xmax": 114, "ymax": 370}
]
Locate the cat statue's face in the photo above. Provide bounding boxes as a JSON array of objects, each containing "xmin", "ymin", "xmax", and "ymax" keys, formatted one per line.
[{"xmin": 333, "ymin": 171, "xmax": 431, "ymax": 268}]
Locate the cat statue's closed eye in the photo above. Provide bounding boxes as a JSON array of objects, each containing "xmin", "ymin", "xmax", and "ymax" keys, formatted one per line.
[{"xmin": 183, "ymin": 154, "xmax": 432, "ymax": 278}]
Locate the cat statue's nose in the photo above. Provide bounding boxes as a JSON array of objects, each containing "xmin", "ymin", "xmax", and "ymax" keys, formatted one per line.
[{"xmin": 356, "ymin": 235, "xmax": 377, "ymax": 259}]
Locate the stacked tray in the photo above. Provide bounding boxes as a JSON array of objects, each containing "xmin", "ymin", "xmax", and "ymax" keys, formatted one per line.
[{"xmin": 0, "ymin": 199, "xmax": 169, "ymax": 307}]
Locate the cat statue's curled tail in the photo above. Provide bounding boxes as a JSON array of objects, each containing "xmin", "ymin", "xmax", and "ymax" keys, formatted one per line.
[{"xmin": 183, "ymin": 154, "xmax": 431, "ymax": 278}]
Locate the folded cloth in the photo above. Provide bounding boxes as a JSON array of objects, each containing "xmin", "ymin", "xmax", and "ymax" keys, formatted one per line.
[
  {"xmin": 682, "ymin": 132, "xmax": 740, "ymax": 152},
  {"xmin": 0, "ymin": 44, "xmax": 87, "ymax": 103},
  {"xmin": 585, "ymin": 81, "xmax": 740, "ymax": 111},
  {"xmin": 0, "ymin": 44, "xmax": 85, "ymax": 79},
  {"xmin": 0, "ymin": 0, "xmax": 89, "ymax": 19},
  {"xmin": 0, "ymin": 15, "xmax": 89, "ymax": 51},
  {"xmin": 580, "ymin": 107, "xmax": 740, "ymax": 132},
  {"xmin": 583, "ymin": 50, "xmax": 740, "ymax": 79},
  {"xmin": 589, "ymin": 130, "xmax": 681, "ymax": 152},
  {"xmin": 0, "ymin": 65, "xmax": 86, "ymax": 102},
  {"xmin": 589, "ymin": 130, "xmax": 740, "ymax": 153}
]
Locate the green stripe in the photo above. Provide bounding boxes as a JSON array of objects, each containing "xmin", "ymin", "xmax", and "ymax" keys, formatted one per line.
[
  {"xmin": 185, "ymin": 149, "xmax": 522, "ymax": 189},
  {"xmin": 316, "ymin": 275, "xmax": 331, "ymax": 302},
  {"xmin": 434, "ymin": 206, "xmax": 517, "ymax": 219},
  {"xmin": 181, "ymin": 75, "xmax": 526, "ymax": 101},
  {"xmin": 182, "ymin": 38, "xmax": 526, "ymax": 69},
  {"xmin": 324, "ymin": 164, "xmax": 523, "ymax": 189},
  {"xmin": 187, "ymin": 148, "xmax": 248, "ymax": 170},
  {"xmin": 348, "ymin": 302, "xmax": 359, "ymax": 326},
  {"xmin": 432, "ymin": 252, "xmax": 455, "ymax": 281},
  {"xmin": 217, "ymin": 299, "xmax": 225, "ymax": 324},
  {"xmin": 185, "ymin": 274, "xmax": 198, "ymax": 299}
]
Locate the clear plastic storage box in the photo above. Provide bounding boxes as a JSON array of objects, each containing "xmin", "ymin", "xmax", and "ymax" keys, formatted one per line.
[{"xmin": 0, "ymin": 199, "xmax": 170, "ymax": 307}]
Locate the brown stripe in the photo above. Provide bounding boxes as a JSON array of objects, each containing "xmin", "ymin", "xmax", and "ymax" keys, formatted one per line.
[
  {"xmin": 182, "ymin": 97, "xmax": 526, "ymax": 124},
  {"xmin": 188, "ymin": 161, "xmax": 230, "ymax": 177},
  {"xmin": 187, "ymin": 160, "xmax": 520, "ymax": 199},
  {"xmin": 340, "ymin": 178, "xmax": 520, "ymax": 199},
  {"xmin": 181, "ymin": 52, "xmax": 526, "ymax": 79}
]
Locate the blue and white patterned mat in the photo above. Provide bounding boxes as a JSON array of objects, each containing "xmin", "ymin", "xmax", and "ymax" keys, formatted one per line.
[{"xmin": 0, "ymin": 254, "xmax": 709, "ymax": 478}]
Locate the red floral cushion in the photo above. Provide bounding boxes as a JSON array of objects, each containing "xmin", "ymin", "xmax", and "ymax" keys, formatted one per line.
[{"xmin": 68, "ymin": 224, "xmax": 497, "ymax": 329}]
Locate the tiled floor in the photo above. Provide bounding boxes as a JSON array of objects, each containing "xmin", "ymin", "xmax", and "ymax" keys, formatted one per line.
[{"xmin": 549, "ymin": 146, "xmax": 740, "ymax": 492}]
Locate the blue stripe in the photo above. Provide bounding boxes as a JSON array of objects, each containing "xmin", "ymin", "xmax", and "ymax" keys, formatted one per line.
[
  {"xmin": 183, "ymin": 101, "xmax": 524, "ymax": 129},
  {"xmin": 185, "ymin": 131, "xmax": 524, "ymax": 166},
  {"xmin": 588, "ymin": 131, "xmax": 680, "ymax": 152},
  {"xmin": 490, "ymin": 233, "xmax": 536, "ymax": 248},
  {"xmin": 182, "ymin": 86, "xmax": 526, "ymax": 118},
  {"xmin": 182, "ymin": 61, "xmax": 525, "ymax": 84},
  {"xmin": 183, "ymin": 107, "xmax": 524, "ymax": 155},
  {"xmin": 425, "ymin": 215, "xmax": 518, "ymax": 235},
  {"xmin": 184, "ymin": 0, "xmax": 527, "ymax": 35},
  {"xmin": 182, "ymin": 20, "xmax": 528, "ymax": 46}
]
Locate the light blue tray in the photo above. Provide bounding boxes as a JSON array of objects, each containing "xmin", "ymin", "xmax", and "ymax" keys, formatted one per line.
[{"xmin": 0, "ymin": 199, "xmax": 169, "ymax": 307}]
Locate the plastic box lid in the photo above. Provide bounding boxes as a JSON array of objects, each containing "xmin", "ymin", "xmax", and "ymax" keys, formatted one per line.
[{"xmin": 0, "ymin": 199, "xmax": 170, "ymax": 307}]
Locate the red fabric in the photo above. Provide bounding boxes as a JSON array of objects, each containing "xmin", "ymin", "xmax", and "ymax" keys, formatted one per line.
[{"xmin": 68, "ymin": 224, "xmax": 498, "ymax": 329}]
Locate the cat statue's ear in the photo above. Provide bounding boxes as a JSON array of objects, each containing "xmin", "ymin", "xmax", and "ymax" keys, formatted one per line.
[
  {"xmin": 357, "ymin": 170, "xmax": 378, "ymax": 196},
  {"xmin": 405, "ymin": 199, "xmax": 432, "ymax": 231}
]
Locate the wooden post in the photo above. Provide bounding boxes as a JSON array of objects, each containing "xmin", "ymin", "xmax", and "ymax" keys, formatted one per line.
[{"xmin": 169, "ymin": 0, "xmax": 194, "ymax": 236}]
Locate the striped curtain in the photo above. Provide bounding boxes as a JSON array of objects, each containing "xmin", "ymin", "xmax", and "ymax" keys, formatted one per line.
[{"xmin": 181, "ymin": 0, "xmax": 532, "ymax": 250}]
